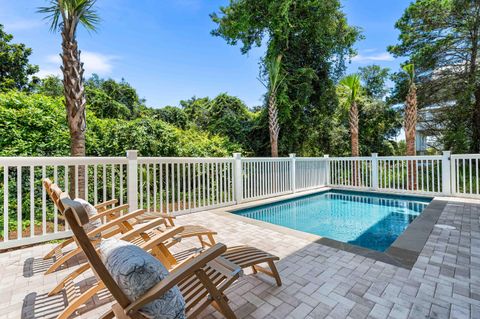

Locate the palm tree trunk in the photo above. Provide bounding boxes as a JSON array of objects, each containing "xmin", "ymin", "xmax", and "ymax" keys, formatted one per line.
[
  {"xmin": 405, "ymin": 84, "xmax": 417, "ymax": 190},
  {"xmin": 61, "ymin": 31, "xmax": 87, "ymax": 199},
  {"xmin": 269, "ymin": 92, "xmax": 280, "ymax": 157},
  {"xmin": 349, "ymin": 101, "xmax": 359, "ymax": 185}
]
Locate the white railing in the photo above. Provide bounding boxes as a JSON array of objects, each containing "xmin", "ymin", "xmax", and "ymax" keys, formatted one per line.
[
  {"xmin": 1, "ymin": 149, "xmax": 479, "ymax": 249},
  {"xmin": 377, "ymin": 155, "xmax": 443, "ymax": 194},
  {"xmin": 328, "ymin": 157, "xmax": 373, "ymax": 189},
  {"xmin": 0, "ymin": 156, "xmax": 128, "ymax": 249},
  {"xmin": 295, "ymin": 157, "xmax": 329, "ymax": 191},
  {"xmin": 451, "ymin": 154, "xmax": 480, "ymax": 197},
  {"xmin": 137, "ymin": 157, "xmax": 235, "ymax": 214},
  {"xmin": 241, "ymin": 157, "xmax": 291, "ymax": 202}
]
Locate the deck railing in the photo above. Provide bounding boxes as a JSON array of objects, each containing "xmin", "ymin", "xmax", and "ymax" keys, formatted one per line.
[{"xmin": 0, "ymin": 150, "xmax": 476, "ymax": 249}]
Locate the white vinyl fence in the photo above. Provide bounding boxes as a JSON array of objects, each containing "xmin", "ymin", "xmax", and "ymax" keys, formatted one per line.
[{"xmin": 0, "ymin": 150, "xmax": 476, "ymax": 249}]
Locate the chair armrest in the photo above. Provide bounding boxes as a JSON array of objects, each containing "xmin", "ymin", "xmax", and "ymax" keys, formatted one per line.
[
  {"xmin": 207, "ymin": 256, "xmax": 243, "ymax": 278},
  {"xmin": 94, "ymin": 199, "xmax": 118, "ymax": 211},
  {"xmin": 126, "ymin": 243, "xmax": 228, "ymax": 314},
  {"xmin": 120, "ymin": 218, "xmax": 168, "ymax": 241},
  {"xmin": 90, "ymin": 204, "xmax": 129, "ymax": 222},
  {"xmin": 138, "ymin": 226, "xmax": 185, "ymax": 251},
  {"xmin": 87, "ymin": 209, "xmax": 146, "ymax": 237}
]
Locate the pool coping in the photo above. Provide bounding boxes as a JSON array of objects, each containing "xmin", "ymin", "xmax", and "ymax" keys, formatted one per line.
[{"xmin": 210, "ymin": 187, "xmax": 448, "ymax": 269}]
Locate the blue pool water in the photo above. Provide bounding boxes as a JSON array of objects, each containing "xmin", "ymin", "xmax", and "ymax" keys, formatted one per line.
[{"xmin": 234, "ymin": 190, "xmax": 431, "ymax": 252}]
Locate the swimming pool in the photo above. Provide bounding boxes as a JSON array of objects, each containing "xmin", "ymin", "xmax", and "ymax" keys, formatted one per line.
[{"xmin": 233, "ymin": 190, "xmax": 432, "ymax": 252}]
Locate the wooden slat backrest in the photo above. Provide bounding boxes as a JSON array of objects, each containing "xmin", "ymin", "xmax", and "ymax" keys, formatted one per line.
[
  {"xmin": 60, "ymin": 197, "xmax": 132, "ymax": 309},
  {"xmin": 50, "ymin": 184, "xmax": 66, "ymax": 213}
]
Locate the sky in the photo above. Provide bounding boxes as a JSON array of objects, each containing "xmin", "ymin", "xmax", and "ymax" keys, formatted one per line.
[{"xmin": 0, "ymin": 0, "xmax": 411, "ymax": 109}]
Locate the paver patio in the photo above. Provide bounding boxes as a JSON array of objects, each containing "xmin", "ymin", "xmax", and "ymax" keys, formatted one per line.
[{"xmin": 0, "ymin": 195, "xmax": 479, "ymax": 319}]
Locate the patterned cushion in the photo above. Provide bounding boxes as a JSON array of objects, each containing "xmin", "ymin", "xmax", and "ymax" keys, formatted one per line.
[
  {"xmin": 99, "ymin": 238, "xmax": 186, "ymax": 319},
  {"xmin": 74, "ymin": 198, "xmax": 101, "ymax": 240}
]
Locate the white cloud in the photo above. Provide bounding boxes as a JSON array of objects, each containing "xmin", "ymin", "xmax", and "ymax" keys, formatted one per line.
[
  {"xmin": 37, "ymin": 51, "xmax": 117, "ymax": 78},
  {"xmin": 82, "ymin": 51, "xmax": 116, "ymax": 75},
  {"xmin": 352, "ymin": 52, "xmax": 394, "ymax": 63}
]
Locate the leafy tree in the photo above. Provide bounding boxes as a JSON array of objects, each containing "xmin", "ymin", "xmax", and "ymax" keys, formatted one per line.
[
  {"xmin": 85, "ymin": 84, "xmax": 131, "ymax": 119},
  {"xmin": 0, "ymin": 90, "xmax": 241, "ymax": 158},
  {"xmin": 388, "ymin": 0, "xmax": 480, "ymax": 152},
  {"xmin": 0, "ymin": 24, "xmax": 39, "ymax": 92},
  {"xmin": 339, "ymin": 74, "xmax": 361, "ymax": 156},
  {"xmin": 0, "ymin": 91, "xmax": 69, "ymax": 156},
  {"xmin": 179, "ymin": 94, "xmax": 256, "ymax": 152},
  {"xmin": 39, "ymin": 0, "xmax": 100, "ymax": 198},
  {"xmin": 180, "ymin": 96, "xmax": 211, "ymax": 130},
  {"xmin": 211, "ymin": 0, "xmax": 361, "ymax": 156},
  {"xmin": 153, "ymin": 106, "xmax": 189, "ymax": 129},
  {"xmin": 87, "ymin": 76, "xmax": 145, "ymax": 117},
  {"xmin": 358, "ymin": 65, "xmax": 390, "ymax": 99},
  {"xmin": 35, "ymin": 75, "xmax": 64, "ymax": 97},
  {"xmin": 207, "ymin": 93, "xmax": 255, "ymax": 152}
]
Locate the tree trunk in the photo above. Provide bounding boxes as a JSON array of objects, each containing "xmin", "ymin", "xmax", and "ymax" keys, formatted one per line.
[
  {"xmin": 473, "ymin": 87, "xmax": 480, "ymax": 152},
  {"xmin": 405, "ymin": 83, "xmax": 417, "ymax": 190},
  {"xmin": 349, "ymin": 101, "xmax": 359, "ymax": 185},
  {"xmin": 349, "ymin": 101, "xmax": 359, "ymax": 157},
  {"xmin": 61, "ymin": 30, "xmax": 87, "ymax": 199},
  {"xmin": 268, "ymin": 92, "xmax": 280, "ymax": 157}
]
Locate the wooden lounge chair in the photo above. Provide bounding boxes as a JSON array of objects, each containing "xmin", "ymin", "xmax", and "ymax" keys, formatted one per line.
[
  {"xmin": 51, "ymin": 191, "xmax": 280, "ymax": 318},
  {"xmin": 52, "ymin": 220, "xmax": 187, "ymax": 319},
  {"xmin": 61, "ymin": 197, "xmax": 241, "ymax": 318},
  {"xmin": 43, "ymin": 181, "xmax": 218, "ymax": 274},
  {"xmin": 42, "ymin": 178, "xmax": 123, "ymax": 261},
  {"xmin": 148, "ymin": 234, "xmax": 282, "ymax": 287}
]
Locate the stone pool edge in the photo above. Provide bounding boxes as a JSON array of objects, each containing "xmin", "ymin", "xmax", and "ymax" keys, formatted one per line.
[{"xmin": 210, "ymin": 189, "xmax": 447, "ymax": 269}]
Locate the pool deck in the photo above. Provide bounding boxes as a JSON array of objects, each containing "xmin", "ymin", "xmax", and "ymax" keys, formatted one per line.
[{"xmin": 1, "ymin": 190, "xmax": 479, "ymax": 318}]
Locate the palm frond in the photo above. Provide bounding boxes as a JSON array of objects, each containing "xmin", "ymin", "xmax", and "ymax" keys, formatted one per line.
[
  {"xmin": 37, "ymin": 0, "xmax": 62, "ymax": 31},
  {"xmin": 267, "ymin": 54, "xmax": 285, "ymax": 93},
  {"xmin": 402, "ymin": 63, "xmax": 415, "ymax": 83},
  {"xmin": 339, "ymin": 74, "xmax": 361, "ymax": 104},
  {"xmin": 38, "ymin": 0, "xmax": 100, "ymax": 32}
]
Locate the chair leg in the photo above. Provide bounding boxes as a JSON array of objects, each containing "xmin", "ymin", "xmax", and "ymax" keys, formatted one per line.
[
  {"xmin": 195, "ymin": 269, "xmax": 237, "ymax": 319},
  {"xmin": 213, "ymin": 296, "xmax": 237, "ymax": 319},
  {"xmin": 57, "ymin": 283, "xmax": 104, "ymax": 319},
  {"xmin": 49, "ymin": 263, "xmax": 91, "ymax": 296},
  {"xmin": 207, "ymin": 233, "xmax": 216, "ymax": 247},
  {"xmin": 252, "ymin": 261, "xmax": 282, "ymax": 287},
  {"xmin": 198, "ymin": 235, "xmax": 206, "ymax": 248},
  {"xmin": 43, "ymin": 238, "xmax": 74, "ymax": 260},
  {"xmin": 267, "ymin": 261, "xmax": 282, "ymax": 287},
  {"xmin": 45, "ymin": 247, "xmax": 82, "ymax": 274}
]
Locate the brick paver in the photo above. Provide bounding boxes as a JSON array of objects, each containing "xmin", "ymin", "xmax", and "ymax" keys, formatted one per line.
[{"xmin": 0, "ymin": 196, "xmax": 479, "ymax": 318}]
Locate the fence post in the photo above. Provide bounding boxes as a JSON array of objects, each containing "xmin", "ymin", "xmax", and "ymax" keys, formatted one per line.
[
  {"xmin": 233, "ymin": 153, "xmax": 243, "ymax": 203},
  {"xmin": 371, "ymin": 153, "xmax": 379, "ymax": 190},
  {"xmin": 127, "ymin": 150, "xmax": 138, "ymax": 212},
  {"xmin": 442, "ymin": 151, "xmax": 452, "ymax": 195},
  {"xmin": 290, "ymin": 153, "xmax": 296, "ymax": 193},
  {"xmin": 324, "ymin": 155, "xmax": 330, "ymax": 186}
]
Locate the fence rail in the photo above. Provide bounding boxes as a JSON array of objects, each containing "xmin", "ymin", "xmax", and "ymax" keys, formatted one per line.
[{"xmin": 0, "ymin": 150, "xmax": 476, "ymax": 249}]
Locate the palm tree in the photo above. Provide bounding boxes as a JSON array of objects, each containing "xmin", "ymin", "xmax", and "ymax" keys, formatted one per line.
[
  {"xmin": 339, "ymin": 74, "xmax": 361, "ymax": 185},
  {"xmin": 339, "ymin": 74, "xmax": 361, "ymax": 157},
  {"xmin": 261, "ymin": 54, "xmax": 285, "ymax": 157},
  {"xmin": 403, "ymin": 63, "xmax": 417, "ymax": 190},
  {"xmin": 39, "ymin": 0, "xmax": 99, "ymax": 198}
]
